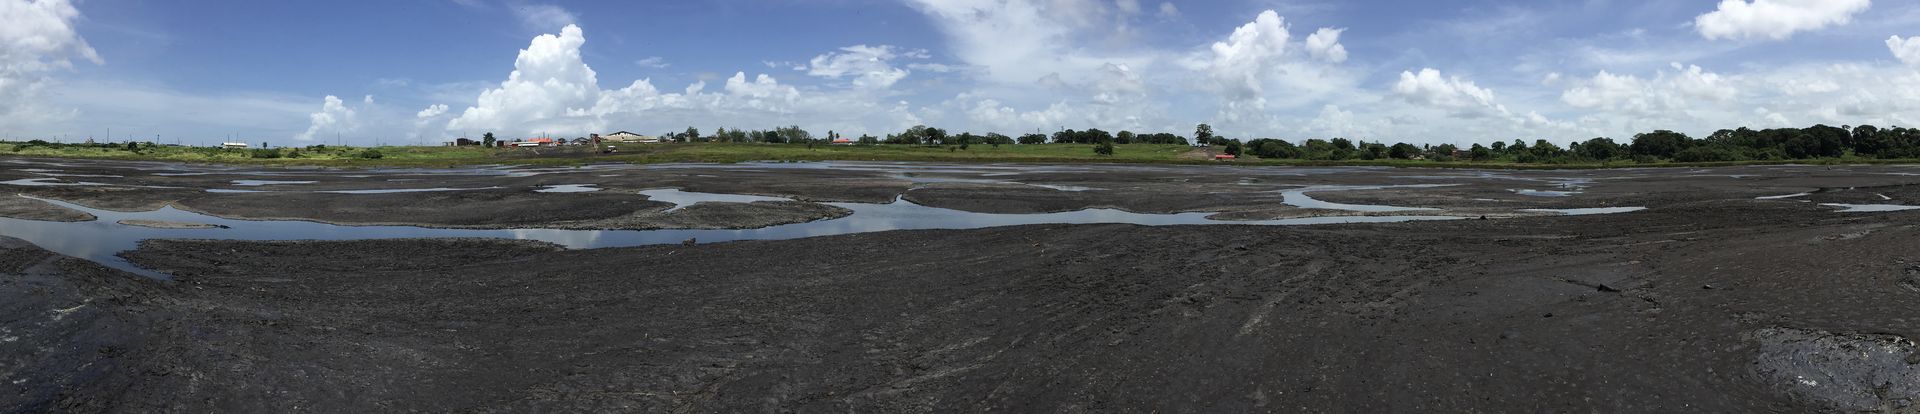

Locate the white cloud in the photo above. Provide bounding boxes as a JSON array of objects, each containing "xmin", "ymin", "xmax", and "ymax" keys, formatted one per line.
[
  {"xmin": 1694, "ymin": 0, "xmax": 1871, "ymax": 41},
  {"xmin": 1157, "ymin": 2, "xmax": 1178, "ymax": 18},
  {"xmin": 1561, "ymin": 63, "xmax": 1735, "ymax": 117},
  {"xmin": 1393, "ymin": 68, "xmax": 1506, "ymax": 118},
  {"xmin": 416, "ymin": 104, "xmax": 448, "ymax": 119},
  {"xmin": 904, "ymin": 0, "xmax": 1141, "ymax": 87},
  {"xmin": 1304, "ymin": 28, "xmax": 1348, "ymax": 63},
  {"xmin": 441, "ymin": 24, "xmax": 921, "ymax": 138},
  {"xmin": 1115, "ymin": 0, "xmax": 1140, "ymax": 15},
  {"xmin": 513, "ymin": 4, "xmax": 577, "ymax": 31},
  {"xmin": 803, "ymin": 44, "xmax": 912, "ymax": 89},
  {"xmin": 1889, "ymin": 36, "xmax": 1920, "ymax": 68},
  {"xmin": 0, "ymin": 0, "xmax": 101, "ymax": 127},
  {"xmin": 1200, "ymin": 10, "xmax": 1291, "ymax": 101},
  {"xmin": 446, "ymin": 24, "xmax": 601, "ymax": 135},
  {"xmin": 294, "ymin": 95, "xmax": 359, "ymax": 141},
  {"xmin": 634, "ymin": 56, "xmax": 669, "ymax": 69}
]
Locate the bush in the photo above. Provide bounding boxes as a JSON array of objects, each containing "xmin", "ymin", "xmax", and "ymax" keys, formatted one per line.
[
  {"xmin": 1094, "ymin": 142, "xmax": 1115, "ymax": 156},
  {"xmin": 359, "ymin": 149, "xmax": 384, "ymax": 159},
  {"xmin": 249, "ymin": 148, "xmax": 281, "ymax": 159}
]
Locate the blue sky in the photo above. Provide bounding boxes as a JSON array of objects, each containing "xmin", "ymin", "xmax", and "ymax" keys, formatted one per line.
[{"xmin": 4, "ymin": 0, "xmax": 1919, "ymax": 146}]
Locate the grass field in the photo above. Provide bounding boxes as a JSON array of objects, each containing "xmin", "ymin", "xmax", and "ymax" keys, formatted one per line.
[{"xmin": 2, "ymin": 140, "xmax": 1910, "ymax": 169}]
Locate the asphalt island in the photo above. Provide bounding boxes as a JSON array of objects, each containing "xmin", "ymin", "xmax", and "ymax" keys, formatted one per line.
[{"xmin": 4, "ymin": 157, "xmax": 1920, "ymax": 412}]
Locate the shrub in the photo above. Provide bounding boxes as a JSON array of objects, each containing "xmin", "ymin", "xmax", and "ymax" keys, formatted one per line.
[
  {"xmin": 1094, "ymin": 141, "xmax": 1115, "ymax": 156},
  {"xmin": 249, "ymin": 148, "xmax": 281, "ymax": 159},
  {"xmin": 359, "ymin": 149, "xmax": 384, "ymax": 159}
]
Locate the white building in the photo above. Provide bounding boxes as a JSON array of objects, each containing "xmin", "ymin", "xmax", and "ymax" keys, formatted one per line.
[
  {"xmin": 221, "ymin": 142, "xmax": 250, "ymax": 149},
  {"xmin": 604, "ymin": 131, "xmax": 659, "ymax": 143}
]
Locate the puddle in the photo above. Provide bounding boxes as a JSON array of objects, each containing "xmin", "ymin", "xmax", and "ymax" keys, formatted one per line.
[
  {"xmin": 4, "ymin": 193, "xmax": 1470, "ymax": 279},
  {"xmin": 1027, "ymin": 184, "xmax": 1098, "ymax": 192},
  {"xmin": 640, "ymin": 189, "xmax": 791, "ymax": 212},
  {"xmin": 232, "ymin": 180, "xmax": 317, "ymax": 186},
  {"xmin": 320, "ymin": 187, "xmax": 504, "ymax": 194},
  {"xmin": 1280, "ymin": 185, "xmax": 1451, "ymax": 212},
  {"xmin": 1823, "ymin": 204, "xmax": 1920, "ymax": 213},
  {"xmin": 536, "ymin": 184, "xmax": 602, "ymax": 193},
  {"xmin": 1511, "ymin": 189, "xmax": 1577, "ymax": 197},
  {"xmin": 1521, "ymin": 207, "xmax": 1647, "ymax": 216},
  {"xmin": 34, "ymin": 173, "xmax": 124, "ymax": 178},
  {"xmin": 1756, "ymin": 192, "xmax": 1811, "ymax": 200},
  {"xmin": 0, "ymin": 178, "xmax": 108, "ymax": 187}
]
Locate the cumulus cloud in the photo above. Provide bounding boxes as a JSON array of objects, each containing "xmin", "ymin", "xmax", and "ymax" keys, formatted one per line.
[
  {"xmin": 441, "ymin": 24, "xmax": 921, "ymax": 138},
  {"xmin": 1, "ymin": 0, "xmax": 101, "ymax": 126},
  {"xmin": 803, "ymin": 44, "xmax": 913, "ymax": 89},
  {"xmin": 1304, "ymin": 28, "xmax": 1348, "ymax": 63},
  {"xmin": 294, "ymin": 95, "xmax": 359, "ymax": 141},
  {"xmin": 1200, "ymin": 10, "xmax": 1291, "ymax": 101},
  {"xmin": 416, "ymin": 104, "xmax": 448, "ymax": 119},
  {"xmin": 1890, "ymin": 36, "xmax": 1920, "ymax": 68},
  {"xmin": 1694, "ymin": 0, "xmax": 1871, "ymax": 41},
  {"xmin": 446, "ymin": 24, "xmax": 600, "ymax": 135},
  {"xmin": 1393, "ymin": 68, "xmax": 1506, "ymax": 118},
  {"xmin": 1157, "ymin": 2, "xmax": 1178, "ymax": 18},
  {"xmin": 1561, "ymin": 63, "xmax": 1735, "ymax": 116}
]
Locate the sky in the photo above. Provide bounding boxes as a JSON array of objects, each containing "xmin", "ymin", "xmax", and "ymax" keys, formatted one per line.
[{"xmin": 3, "ymin": 0, "xmax": 1920, "ymax": 147}]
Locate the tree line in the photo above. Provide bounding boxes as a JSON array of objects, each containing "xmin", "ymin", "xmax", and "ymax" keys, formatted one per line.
[
  {"xmin": 1222, "ymin": 124, "xmax": 1920, "ymax": 163},
  {"xmin": 503, "ymin": 121, "xmax": 1920, "ymax": 163}
]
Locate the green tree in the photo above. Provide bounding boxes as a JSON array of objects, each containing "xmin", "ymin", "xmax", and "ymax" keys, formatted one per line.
[
  {"xmin": 1017, "ymin": 133, "xmax": 1047, "ymax": 145},
  {"xmin": 1094, "ymin": 141, "xmax": 1114, "ymax": 156},
  {"xmin": 1629, "ymin": 130, "xmax": 1692, "ymax": 159},
  {"xmin": 1388, "ymin": 143, "xmax": 1420, "ymax": 159},
  {"xmin": 1194, "ymin": 124, "xmax": 1214, "ymax": 146},
  {"xmin": 482, "ymin": 132, "xmax": 496, "ymax": 148},
  {"xmin": 684, "ymin": 127, "xmax": 701, "ymax": 142},
  {"xmin": 1330, "ymin": 138, "xmax": 1355, "ymax": 151},
  {"xmin": 1115, "ymin": 130, "xmax": 1136, "ymax": 144},
  {"xmin": 1223, "ymin": 140, "xmax": 1243, "ymax": 156}
]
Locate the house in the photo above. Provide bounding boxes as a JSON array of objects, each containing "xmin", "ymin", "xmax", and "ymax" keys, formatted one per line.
[
  {"xmin": 570, "ymin": 137, "xmax": 592, "ymax": 145},
  {"xmin": 454, "ymin": 138, "xmax": 480, "ymax": 146},
  {"xmin": 1214, "ymin": 154, "xmax": 1237, "ymax": 161},
  {"xmin": 527, "ymin": 137, "xmax": 556, "ymax": 146},
  {"xmin": 831, "ymin": 137, "xmax": 854, "ymax": 145},
  {"xmin": 222, "ymin": 142, "xmax": 250, "ymax": 149},
  {"xmin": 603, "ymin": 131, "xmax": 659, "ymax": 143}
]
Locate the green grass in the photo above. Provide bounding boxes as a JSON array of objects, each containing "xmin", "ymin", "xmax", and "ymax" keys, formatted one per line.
[{"xmin": 4, "ymin": 141, "xmax": 1917, "ymax": 169}]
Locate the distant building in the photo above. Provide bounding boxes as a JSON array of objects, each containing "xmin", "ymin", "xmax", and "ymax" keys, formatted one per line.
[
  {"xmin": 831, "ymin": 137, "xmax": 854, "ymax": 145},
  {"xmin": 222, "ymin": 142, "xmax": 250, "ymax": 149},
  {"xmin": 603, "ymin": 131, "xmax": 659, "ymax": 143},
  {"xmin": 526, "ymin": 137, "xmax": 556, "ymax": 146},
  {"xmin": 570, "ymin": 137, "xmax": 592, "ymax": 145}
]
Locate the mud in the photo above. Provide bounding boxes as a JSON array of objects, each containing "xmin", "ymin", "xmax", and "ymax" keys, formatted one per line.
[
  {"xmin": 0, "ymin": 195, "xmax": 93, "ymax": 222},
  {"xmin": 4, "ymin": 158, "xmax": 1920, "ymax": 412}
]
